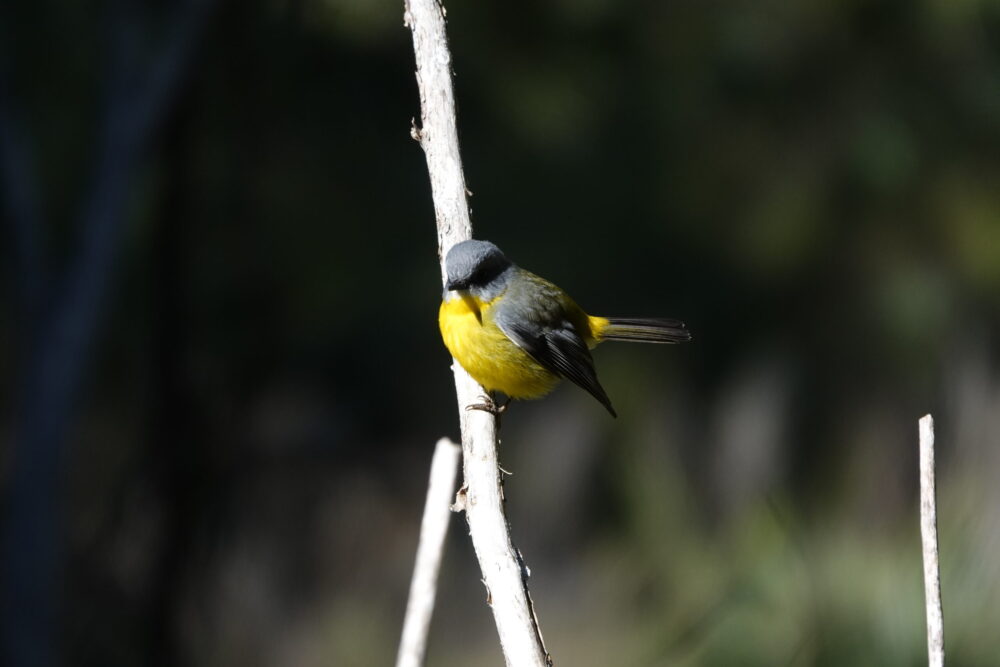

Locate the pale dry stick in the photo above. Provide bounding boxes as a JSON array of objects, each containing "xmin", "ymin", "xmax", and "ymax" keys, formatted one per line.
[
  {"xmin": 403, "ymin": 0, "xmax": 551, "ymax": 664},
  {"xmin": 918, "ymin": 414, "xmax": 945, "ymax": 667},
  {"xmin": 397, "ymin": 438, "xmax": 462, "ymax": 667}
]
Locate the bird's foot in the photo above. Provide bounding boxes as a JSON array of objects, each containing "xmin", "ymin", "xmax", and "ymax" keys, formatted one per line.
[{"xmin": 466, "ymin": 394, "xmax": 511, "ymax": 416}]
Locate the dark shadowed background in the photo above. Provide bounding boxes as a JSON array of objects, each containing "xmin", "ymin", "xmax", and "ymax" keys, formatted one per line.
[{"xmin": 2, "ymin": 0, "xmax": 1000, "ymax": 665}]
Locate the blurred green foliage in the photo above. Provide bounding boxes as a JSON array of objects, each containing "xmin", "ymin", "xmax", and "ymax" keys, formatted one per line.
[{"xmin": 2, "ymin": 0, "xmax": 1000, "ymax": 664}]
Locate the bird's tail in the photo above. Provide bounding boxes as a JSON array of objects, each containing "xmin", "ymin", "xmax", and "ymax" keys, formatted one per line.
[{"xmin": 593, "ymin": 317, "xmax": 691, "ymax": 344}]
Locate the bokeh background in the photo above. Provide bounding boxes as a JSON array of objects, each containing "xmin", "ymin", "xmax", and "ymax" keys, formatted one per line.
[{"xmin": 2, "ymin": 0, "xmax": 1000, "ymax": 665}]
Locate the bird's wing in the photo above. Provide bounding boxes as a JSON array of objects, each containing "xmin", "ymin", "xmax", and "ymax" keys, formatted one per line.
[{"xmin": 496, "ymin": 315, "xmax": 617, "ymax": 418}]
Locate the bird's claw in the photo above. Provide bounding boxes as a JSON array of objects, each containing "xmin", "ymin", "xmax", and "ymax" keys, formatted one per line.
[{"xmin": 466, "ymin": 394, "xmax": 511, "ymax": 416}]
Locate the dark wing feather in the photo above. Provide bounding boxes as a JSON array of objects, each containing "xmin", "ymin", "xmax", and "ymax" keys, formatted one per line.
[{"xmin": 498, "ymin": 318, "xmax": 618, "ymax": 418}]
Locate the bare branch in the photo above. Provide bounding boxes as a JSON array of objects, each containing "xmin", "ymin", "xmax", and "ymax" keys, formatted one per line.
[
  {"xmin": 397, "ymin": 438, "xmax": 462, "ymax": 667},
  {"xmin": 403, "ymin": 0, "xmax": 471, "ymax": 273},
  {"xmin": 404, "ymin": 1, "xmax": 550, "ymax": 664},
  {"xmin": 919, "ymin": 414, "xmax": 945, "ymax": 667}
]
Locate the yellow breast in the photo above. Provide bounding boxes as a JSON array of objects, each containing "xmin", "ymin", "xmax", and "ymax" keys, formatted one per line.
[{"xmin": 438, "ymin": 293, "xmax": 560, "ymax": 399}]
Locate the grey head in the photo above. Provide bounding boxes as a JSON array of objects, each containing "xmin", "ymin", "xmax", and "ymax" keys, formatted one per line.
[{"xmin": 444, "ymin": 240, "xmax": 514, "ymax": 296}]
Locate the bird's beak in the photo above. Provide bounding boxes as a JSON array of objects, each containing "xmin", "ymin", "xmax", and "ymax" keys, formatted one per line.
[{"xmin": 445, "ymin": 279, "xmax": 465, "ymax": 291}]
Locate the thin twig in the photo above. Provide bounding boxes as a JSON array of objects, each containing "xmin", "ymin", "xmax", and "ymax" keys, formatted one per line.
[
  {"xmin": 919, "ymin": 414, "xmax": 945, "ymax": 667},
  {"xmin": 403, "ymin": 0, "xmax": 550, "ymax": 664},
  {"xmin": 397, "ymin": 438, "xmax": 462, "ymax": 667}
]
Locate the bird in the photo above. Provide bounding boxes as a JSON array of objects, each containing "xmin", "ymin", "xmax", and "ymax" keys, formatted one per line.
[{"xmin": 439, "ymin": 239, "xmax": 690, "ymax": 418}]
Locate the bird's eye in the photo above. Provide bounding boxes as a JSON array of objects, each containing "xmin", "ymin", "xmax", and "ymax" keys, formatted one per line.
[{"xmin": 469, "ymin": 257, "xmax": 507, "ymax": 286}]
